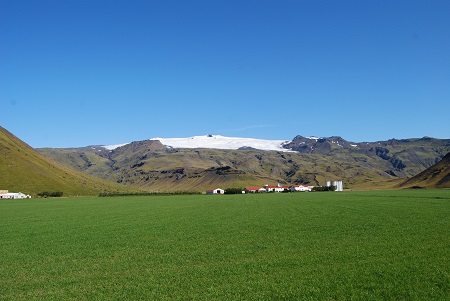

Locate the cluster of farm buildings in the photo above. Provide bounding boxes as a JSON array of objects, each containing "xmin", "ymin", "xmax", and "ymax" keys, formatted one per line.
[
  {"xmin": 0, "ymin": 190, "xmax": 31, "ymax": 199},
  {"xmin": 2, "ymin": 181, "xmax": 344, "ymax": 198},
  {"xmin": 206, "ymin": 181, "xmax": 344, "ymax": 194}
]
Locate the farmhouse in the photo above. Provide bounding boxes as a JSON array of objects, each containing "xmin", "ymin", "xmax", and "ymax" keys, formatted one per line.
[
  {"xmin": 206, "ymin": 188, "xmax": 225, "ymax": 195},
  {"xmin": 264, "ymin": 184, "xmax": 289, "ymax": 192},
  {"xmin": 290, "ymin": 184, "xmax": 311, "ymax": 192},
  {"xmin": 0, "ymin": 190, "xmax": 31, "ymax": 199},
  {"xmin": 245, "ymin": 184, "xmax": 289, "ymax": 193}
]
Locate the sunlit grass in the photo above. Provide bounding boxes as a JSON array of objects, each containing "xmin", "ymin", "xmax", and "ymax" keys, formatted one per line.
[{"xmin": 1, "ymin": 190, "xmax": 449, "ymax": 300}]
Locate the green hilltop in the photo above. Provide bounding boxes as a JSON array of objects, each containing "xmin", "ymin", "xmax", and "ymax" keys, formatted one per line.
[{"xmin": 0, "ymin": 126, "xmax": 138, "ymax": 196}]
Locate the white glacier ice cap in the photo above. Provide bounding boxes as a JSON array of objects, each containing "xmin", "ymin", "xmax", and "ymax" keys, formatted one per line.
[
  {"xmin": 103, "ymin": 135, "xmax": 292, "ymax": 151},
  {"xmin": 150, "ymin": 135, "xmax": 291, "ymax": 151}
]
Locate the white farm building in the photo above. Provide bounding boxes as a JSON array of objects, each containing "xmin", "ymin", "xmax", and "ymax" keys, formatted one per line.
[
  {"xmin": 0, "ymin": 190, "xmax": 31, "ymax": 199},
  {"xmin": 206, "ymin": 188, "xmax": 225, "ymax": 195},
  {"xmin": 290, "ymin": 184, "xmax": 311, "ymax": 192}
]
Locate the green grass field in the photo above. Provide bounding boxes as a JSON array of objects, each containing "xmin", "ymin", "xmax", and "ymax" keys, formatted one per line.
[{"xmin": 1, "ymin": 190, "xmax": 449, "ymax": 300}]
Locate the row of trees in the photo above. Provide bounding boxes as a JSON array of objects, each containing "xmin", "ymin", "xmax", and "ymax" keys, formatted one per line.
[
  {"xmin": 37, "ymin": 191, "xmax": 64, "ymax": 198},
  {"xmin": 223, "ymin": 187, "xmax": 245, "ymax": 194},
  {"xmin": 312, "ymin": 186, "xmax": 336, "ymax": 192}
]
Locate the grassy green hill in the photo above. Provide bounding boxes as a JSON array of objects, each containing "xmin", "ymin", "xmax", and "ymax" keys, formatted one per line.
[{"xmin": 0, "ymin": 127, "xmax": 138, "ymax": 196}]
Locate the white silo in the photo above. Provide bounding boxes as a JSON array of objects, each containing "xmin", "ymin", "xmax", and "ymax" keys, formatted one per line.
[{"xmin": 335, "ymin": 181, "xmax": 343, "ymax": 191}]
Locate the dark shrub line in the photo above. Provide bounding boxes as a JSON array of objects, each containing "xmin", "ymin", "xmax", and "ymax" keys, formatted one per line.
[{"xmin": 37, "ymin": 191, "xmax": 64, "ymax": 198}]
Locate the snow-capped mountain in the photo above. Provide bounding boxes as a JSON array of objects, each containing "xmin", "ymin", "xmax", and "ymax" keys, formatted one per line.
[
  {"xmin": 104, "ymin": 135, "xmax": 293, "ymax": 152},
  {"xmin": 37, "ymin": 133, "xmax": 450, "ymax": 192}
]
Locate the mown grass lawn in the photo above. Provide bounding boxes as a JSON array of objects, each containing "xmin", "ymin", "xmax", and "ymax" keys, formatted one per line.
[{"xmin": 1, "ymin": 190, "xmax": 449, "ymax": 300}]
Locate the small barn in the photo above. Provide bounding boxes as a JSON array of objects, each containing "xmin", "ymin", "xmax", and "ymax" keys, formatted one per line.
[{"xmin": 206, "ymin": 188, "xmax": 225, "ymax": 195}]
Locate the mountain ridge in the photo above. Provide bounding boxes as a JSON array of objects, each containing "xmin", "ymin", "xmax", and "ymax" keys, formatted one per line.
[
  {"xmin": 99, "ymin": 134, "xmax": 448, "ymax": 153},
  {"xmin": 38, "ymin": 134, "xmax": 450, "ymax": 192}
]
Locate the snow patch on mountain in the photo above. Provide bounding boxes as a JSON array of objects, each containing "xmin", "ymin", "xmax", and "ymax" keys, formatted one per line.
[{"xmin": 103, "ymin": 143, "xmax": 128, "ymax": 150}]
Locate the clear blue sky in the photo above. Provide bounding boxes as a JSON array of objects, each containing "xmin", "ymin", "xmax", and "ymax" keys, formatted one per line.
[{"xmin": 1, "ymin": 0, "xmax": 449, "ymax": 148}]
